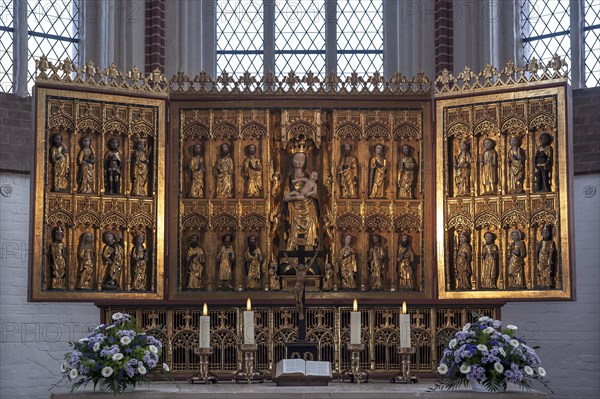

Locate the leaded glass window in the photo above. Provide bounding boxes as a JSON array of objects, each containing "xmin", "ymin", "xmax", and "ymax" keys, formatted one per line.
[
  {"xmin": 217, "ymin": 0, "xmax": 264, "ymax": 78},
  {"xmin": 521, "ymin": 0, "xmax": 571, "ymax": 73},
  {"xmin": 0, "ymin": 0, "xmax": 14, "ymax": 93},
  {"xmin": 585, "ymin": 0, "xmax": 600, "ymax": 87},
  {"xmin": 275, "ymin": 0, "xmax": 326, "ymax": 78},
  {"xmin": 337, "ymin": 0, "xmax": 383, "ymax": 79},
  {"xmin": 26, "ymin": 0, "xmax": 79, "ymax": 93}
]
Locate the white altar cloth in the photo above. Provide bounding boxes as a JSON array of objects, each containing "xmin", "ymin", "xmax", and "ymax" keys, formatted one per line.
[{"xmin": 50, "ymin": 381, "xmax": 548, "ymax": 399}]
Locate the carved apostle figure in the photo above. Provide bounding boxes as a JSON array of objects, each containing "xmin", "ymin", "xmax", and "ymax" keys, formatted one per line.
[
  {"xmin": 340, "ymin": 234, "xmax": 357, "ymax": 289},
  {"xmin": 50, "ymin": 133, "xmax": 70, "ymax": 192},
  {"xmin": 338, "ymin": 143, "xmax": 359, "ymax": 198},
  {"xmin": 131, "ymin": 140, "xmax": 149, "ymax": 196},
  {"xmin": 536, "ymin": 224, "xmax": 557, "ymax": 288},
  {"xmin": 101, "ymin": 231, "xmax": 124, "ymax": 290},
  {"xmin": 480, "ymin": 138, "xmax": 498, "ymax": 195},
  {"xmin": 49, "ymin": 226, "xmax": 67, "ymax": 289},
  {"xmin": 284, "ymin": 152, "xmax": 319, "ymax": 250},
  {"xmin": 245, "ymin": 235, "xmax": 263, "ymax": 289},
  {"xmin": 398, "ymin": 144, "xmax": 417, "ymax": 199},
  {"xmin": 534, "ymin": 132, "xmax": 553, "ymax": 192},
  {"xmin": 368, "ymin": 234, "xmax": 385, "ymax": 290},
  {"xmin": 241, "ymin": 144, "xmax": 262, "ymax": 198},
  {"xmin": 77, "ymin": 136, "xmax": 95, "ymax": 194},
  {"xmin": 454, "ymin": 140, "xmax": 472, "ymax": 196},
  {"xmin": 507, "ymin": 136, "xmax": 526, "ymax": 194},
  {"xmin": 186, "ymin": 234, "xmax": 205, "ymax": 289},
  {"xmin": 215, "ymin": 143, "xmax": 234, "ymax": 198},
  {"xmin": 131, "ymin": 233, "xmax": 148, "ymax": 290},
  {"xmin": 216, "ymin": 234, "xmax": 235, "ymax": 289},
  {"xmin": 104, "ymin": 138, "xmax": 122, "ymax": 195},
  {"xmin": 294, "ymin": 262, "xmax": 310, "ymax": 321},
  {"xmin": 507, "ymin": 229, "xmax": 527, "ymax": 288},
  {"xmin": 397, "ymin": 233, "xmax": 416, "ymax": 290},
  {"xmin": 454, "ymin": 232, "xmax": 472, "ymax": 290},
  {"xmin": 480, "ymin": 232, "xmax": 499, "ymax": 289},
  {"xmin": 268, "ymin": 260, "xmax": 281, "ymax": 291},
  {"xmin": 368, "ymin": 143, "xmax": 388, "ymax": 198},
  {"xmin": 188, "ymin": 144, "xmax": 206, "ymax": 198},
  {"xmin": 77, "ymin": 232, "xmax": 95, "ymax": 290}
]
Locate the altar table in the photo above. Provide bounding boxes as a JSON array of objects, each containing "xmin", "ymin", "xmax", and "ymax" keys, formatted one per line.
[{"xmin": 50, "ymin": 381, "xmax": 548, "ymax": 399}]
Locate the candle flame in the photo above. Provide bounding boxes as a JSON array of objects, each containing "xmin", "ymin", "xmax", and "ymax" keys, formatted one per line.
[
  {"xmin": 353, "ymin": 299, "xmax": 358, "ymax": 312},
  {"xmin": 202, "ymin": 303, "xmax": 208, "ymax": 316},
  {"xmin": 246, "ymin": 298, "xmax": 252, "ymax": 311},
  {"xmin": 402, "ymin": 301, "xmax": 407, "ymax": 314}
]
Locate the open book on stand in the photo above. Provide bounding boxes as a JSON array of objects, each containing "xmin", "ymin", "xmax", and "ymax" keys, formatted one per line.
[{"xmin": 273, "ymin": 359, "xmax": 333, "ymax": 386}]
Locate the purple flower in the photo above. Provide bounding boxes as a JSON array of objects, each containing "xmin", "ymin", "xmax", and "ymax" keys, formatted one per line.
[
  {"xmin": 467, "ymin": 365, "xmax": 486, "ymax": 382},
  {"xmin": 117, "ymin": 330, "xmax": 137, "ymax": 338},
  {"xmin": 99, "ymin": 344, "xmax": 120, "ymax": 358},
  {"xmin": 68, "ymin": 351, "xmax": 82, "ymax": 368}
]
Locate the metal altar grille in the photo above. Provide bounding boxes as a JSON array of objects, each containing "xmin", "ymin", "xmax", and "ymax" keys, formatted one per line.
[{"xmin": 103, "ymin": 306, "xmax": 499, "ymax": 375}]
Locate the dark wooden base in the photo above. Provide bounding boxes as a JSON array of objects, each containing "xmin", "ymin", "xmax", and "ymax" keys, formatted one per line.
[
  {"xmin": 285, "ymin": 341, "xmax": 319, "ymax": 360},
  {"xmin": 273, "ymin": 376, "xmax": 332, "ymax": 386}
]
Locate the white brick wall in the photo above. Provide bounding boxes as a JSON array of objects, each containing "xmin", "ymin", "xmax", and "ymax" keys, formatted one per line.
[
  {"xmin": 1, "ymin": 172, "xmax": 598, "ymax": 398},
  {"xmin": 504, "ymin": 174, "xmax": 600, "ymax": 399},
  {"xmin": 0, "ymin": 173, "xmax": 98, "ymax": 399}
]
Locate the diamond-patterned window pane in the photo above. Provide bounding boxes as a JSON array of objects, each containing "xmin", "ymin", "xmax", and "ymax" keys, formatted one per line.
[
  {"xmin": 521, "ymin": 0, "xmax": 570, "ymax": 81},
  {"xmin": 26, "ymin": 0, "xmax": 79, "ymax": 94},
  {"xmin": 217, "ymin": 0, "xmax": 263, "ymax": 78},
  {"xmin": 0, "ymin": 0, "xmax": 14, "ymax": 93},
  {"xmin": 337, "ymin": 0, "xmax": 383, "ymax": 78},
  {"xmin": 585, "ymin": 0, "xmax": 600, "ymax": 87},
  {"xmin": 275, "ymin": 0, "xmax": 325, "ymax": 78}
]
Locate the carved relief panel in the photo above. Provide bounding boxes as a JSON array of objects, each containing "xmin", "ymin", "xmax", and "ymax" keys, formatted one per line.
[
  {"xmin": 31, "ymin": 87, "xmax": 166, "ymax": 300},
  {"xmin": 436, "ymin": 85, "xmax": 572, "ymax": 299}
]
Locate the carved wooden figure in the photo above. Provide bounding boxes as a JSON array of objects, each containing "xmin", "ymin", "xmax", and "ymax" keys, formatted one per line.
[
  {"xmin": 100, "ymin": 231, "xmax": 124, "ymax": 290},
  {"xmin": 480, "ymin": 138, "xmax": 498, "ymax": 195},
  {"xmin": 340, "ymin": 234, "xmax": 357, "ymax": 290},
  {"xmin": 77, "ymin": 232, "xmax": 95, "ymax": 290},
  {"xmin": 77, "ymin": 136, "xmax": 95, "ymax": 194},
  {"xmin": 241, "ymin": 144, "xmax": 262, "ymax": 198},
  {"xmin": 397, "ymin": 144, "xmax": 417, "ymax": 199},
  {"xmin": 454, "ymin": 140, "xmax": 472, "ymax": 196},
  {"xmin": 245, "ymin": 235, "xmax": 263, "ymax": 289},
  {"xmin": 507, "ymin": 229, "xmax": 527, "ymax": 288},
  {"xmin": 536, "ymin": 224, "xmax": 557, "ymax": 288},
  {"xmin": 216, "ymin": 234, "xmax": 235, "ymax": 289},
  {"xmin": 215, "ymin": 143, "xmax": 234, "ymax": 198},
  {"xmin": 49, "ymin": 226, "xmax": 67, "ymax": 289},
  {"xmin": 534, "ymin": 132, "xmax": 553, "ymax": 192},
  {"xmin": 397, "ymin": 233, "xmax": 416, "ymax": 290},
  {"xmin": 104, "ymin": 138, "xmax": 122, "ymax": 195},
  {"xmin": 131, "ymin": 140, "xmax": 149, "ymax": 196},
  {"xmin": 188, "ymin": 144, "xmax": 205, "ymax": 198},
  {"xmin": 507, "ymin": 136, "xmax": 526, "ymax": 194},
  {"xmin": 131, "ymin": 233, "xmax": 148, "ymax": 290},
  {"xmin": 368, "ymin": 143, "xmax": 388, "ymax": 198},
  {"xmin": 368, "ymin": 234, "xmax": 385, "ymax": 290},
  {"xmin": 480, "ymin": 232, "xmax": 499, "ymax": 289},
  {"xmin": 454, "ymin": 232, "xmax": 472, "ymax": 290},
  {"xmin": 338, "ymin": 143, "xmax": 359, "ymax": 198},
  {"xmin": 186, "ymin": 234, "xmax": 205, "ymax": 289},
  {"xmin": 50, "ymin": 133, "xmax": 70, "ymax": 192}
]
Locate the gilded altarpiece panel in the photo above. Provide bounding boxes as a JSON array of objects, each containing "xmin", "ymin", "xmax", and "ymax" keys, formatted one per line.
[
  {"xmin": 436, "ymin": 84, "xmax": 573, "ymax": 299},
  {"xmin": 169, "ymin": 102, "xmax": 433, "ymax": 301},
  {"xmin": 31, "ymin": 87, "xmax": 166, "ymax": 300}
]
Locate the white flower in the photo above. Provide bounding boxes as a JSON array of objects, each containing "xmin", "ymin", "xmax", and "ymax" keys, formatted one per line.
[
  {"xmin": 120, "ymin": 336, "xmax": 132, "ymax": 345},
  {"xmin": 112, "ymin": 353, "xmax": 124, "ymax": 361},
  {"xmin": 93, "ymin": 342, "xmax": 101, "ymax": 352},
  {"xmin": 462, "ymin": 323, "xmax": 471, "ymax": 332},
  {"xmin": 78, "ymin": 337, "xmax": 89, "ymax": 343},
  {"xmin": 494, "ymin": 363, "xmax": 504, "ymax": 373},
  {"xmin": 138, "ymin": 365, "xmax": 147, "ymax": 375},
  {"xmin": 507, "ymin": 324, "xmax": 518, "ymax": 330},
  {"xmin": 460, "ymin": 364, "xmax": 471, "ymax": 374},
  {"xmin": 538, "ymin": 367, "xmax": 546, "ymax": 377},
  {"xmin": 112, "ymin": 312, "xmax": 124, "ymax": 320},
  {"xmin": 437, "ymin": 364, "xmax": 448, "ymax": 375},
  {"xmin": 483, "ymin": 327, "xmax": 494, "ymax": 334},
  {"xmin": 449, "ymin": 339, "xmax": 457, "ymax": 349},
  {"xmin": 478, "ymin": 316, "xmax": 491, "ymax": 322},
  {"xmin": 163, "ymin": 363, "xmax": 170, "ymax": 372},
  {"xmin": 101, "ymin": 367, "xmax": 113, "ymax": 378},
  {"xmin": 149, "ymin": 345, "xmax": 158, "ymax": 354},
  {"xmin": 69, "ymin": 369, "xmax": 78, "ymax": 379},
  {"xmin": 524, "ymin": 366, "xmax": 534, "ymax": 376},
  {"xmin": 60, "ymin": 363, "xmax": 68, "ymax": 373},
  {"xmin": 498, "ymin": 347, "xmax": 506, "ymax": 357},
  {"xmin": 510, "ymin": 339, "xmax": 520, "ymax": 348},
  {"xmin": 476, "ymin": 344, "xmax": 488, "ymax": 352}
]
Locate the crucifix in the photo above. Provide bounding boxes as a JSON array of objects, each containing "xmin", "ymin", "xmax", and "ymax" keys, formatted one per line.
[{"xmin": 278, "ymin": 243, "xmax": 325, "ymax": 342}]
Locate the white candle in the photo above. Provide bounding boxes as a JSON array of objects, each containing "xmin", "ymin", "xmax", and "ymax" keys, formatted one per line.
[
  {"xmin": 350, "ymin": 299, "xmax": 361, "ymax": 345},
  {"xmin": 243, "ymin": 298, "xmax": 255, "ymax": 345},
  {"xmin": 199, "ymin": 303, "xmax": 210, "ymax": 348},
  {"xmin": 400, "ymin": 301, "xmax": 411, "ymax": 348}
]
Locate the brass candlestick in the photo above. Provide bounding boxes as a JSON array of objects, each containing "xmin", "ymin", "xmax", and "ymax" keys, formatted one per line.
[
  {"xmin": 391, "ymin": 346, "xmax": 418, "ymax": 383},
  {"xmin": 234, "ymin": 343, "xmax": 265, "ymax": 383},
  {"xmin": 341, "ymin": 343, "xmax": 368, "ymax": 383},
  {"xmin": 189, "ymin": 347, "xmax": 218, "ymax": 384}
]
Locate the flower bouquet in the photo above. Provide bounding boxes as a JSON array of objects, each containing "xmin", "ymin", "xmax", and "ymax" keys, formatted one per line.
[
  {"xmin": 56, "ymin": 312, "xmax": 170, "ymax": 394},
  {"xmin": 432, "ymin": 316, "xmax": 552, "ymax": 393}
]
